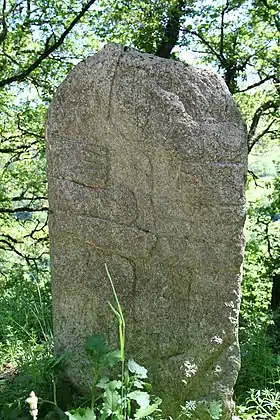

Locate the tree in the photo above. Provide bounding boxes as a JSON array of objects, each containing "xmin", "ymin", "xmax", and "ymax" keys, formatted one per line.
[
  {"xmin": 0, "ymin": 0, "xmax": 100, "ymax": 276},
  {"xmin": 0, "ymin": 0, "xmax": 279, "ymax": 275}
]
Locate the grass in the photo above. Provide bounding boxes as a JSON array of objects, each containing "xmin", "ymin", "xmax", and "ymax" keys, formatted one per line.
[{"xmin": 0, "ymin": 265, "xmax": 54, "ymax": 419}]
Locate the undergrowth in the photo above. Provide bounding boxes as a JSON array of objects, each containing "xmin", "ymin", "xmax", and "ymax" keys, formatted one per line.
[
  {"xmin": 0, "ymin": 266, "xmax": 222, "ymax": 420},
  {"xmin": 0, "ymin": 266, "xmax": 53, "ymax": 419},
  {"xmin": 1, "ymin": 260, "xmax": 280, "ymax": 419}
]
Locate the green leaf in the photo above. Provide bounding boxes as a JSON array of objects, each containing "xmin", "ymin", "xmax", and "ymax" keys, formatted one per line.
[
  {"xmin": 96, "ymin": 376, "xmax": 110, "ymax": 389},
  {"xmin": 128, "ymin": 359, "xmax": 148, "ymax": 378},
  {"xmin": 100, "ymin": 384, "xmax": 121, "ymax": 419},
  {"xmin": 127, "ymin": 391, "xmax": 150, "ymax": 408},
  {"xmin": 109, "ymin": 380, "xmax": 122, "ymax": 389},
  {"xmin": 133, "ymin": 379, "xmax": 144, "ymax": 389},
  {"xmin": 47, "ymin": 352, "xmax": 70, "ymax": 373},
  {"xmin": 65, "ymin": 407, "xmax": 96, "ymax": 420},
  {"xmin": 101, "ymin": 349, "xmax": 122, "ymax": 367},
  {"xmin": 97, "ymin": 377, "xmax": 122, "ymax": 391},
  {"xmin": 142, "ymin": 382, "xmax": 152, "ymax": 392},
  {"xmin": 275, "ymin": 411, "xmax": 280, "ymax": 420},
  {"xmin": 134, "ymin": 402, "xmax": 161, "ymax": 419},
  {"xmin": 208, "ymin": 400, "xmax": 222, "ymax": 420},
  {"xmin": 85, "ymin": 334, "xmax": 110, "ymax": 361}
]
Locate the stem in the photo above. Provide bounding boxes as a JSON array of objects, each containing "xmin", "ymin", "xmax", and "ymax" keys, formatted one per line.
[
  {"xmin": 122, "ymin": 360, "xmax": 127, "ymax": 419},
  {"xmin": 91, "ymin": 365, "xmax": 99, "ymax": 411},
  {"xmin": 105, "ymin": 264, "xmax": 127, "ymax": 418},
  {"xmin": 52, "ymin": 375, "xmax": 57, "ymax": 406},
  {"xmin": 120, "ymin": 322, "xmax": 126, "ymax": 418},
  {"xmin": 105, "ymin": 264, "xmax": 126, "ymax": 360}
]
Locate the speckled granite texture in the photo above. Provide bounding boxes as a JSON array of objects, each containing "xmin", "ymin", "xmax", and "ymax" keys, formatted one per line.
[{"xmin": 46, "ymin": 43, "xmax": 247, "ymax": 418}]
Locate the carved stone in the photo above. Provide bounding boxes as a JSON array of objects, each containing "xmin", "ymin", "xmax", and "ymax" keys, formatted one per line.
[{"xmin": 46, "ymin": 44, "xmax": 247, "ymax": 418}]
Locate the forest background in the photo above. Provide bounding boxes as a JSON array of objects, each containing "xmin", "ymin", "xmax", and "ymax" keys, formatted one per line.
[{"xmin": 0, "ymin": 0, "xmax": 279, "ymax": 419}]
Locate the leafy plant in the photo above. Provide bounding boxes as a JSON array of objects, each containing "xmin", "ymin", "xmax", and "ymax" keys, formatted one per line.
[
  {"xmin": 65, "ymin": 265, "xmax": 162, "ymax": 420},
  {"xmin": 207, "ymin": 401, "xmax": 222, "ymax": 420},
  {"xmin": 236, "ymin": 389, "xmax": 280, "ymax": 419},
  {"xmin": 179, "ymin": 399, "xmax": 222, "ymax": 420}
]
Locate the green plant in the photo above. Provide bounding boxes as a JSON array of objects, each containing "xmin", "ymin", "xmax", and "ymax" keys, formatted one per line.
[
  {"xmin": 236, "ymin": 389, "xmax": 280, "ymax": 419},
  {"xmin": 105, "ymin": 263, "xmax": 126, "ymax": 413},
  {"xmin": 0, "ymin": 269, "xmax": 52, "ymax": 367},
  {"xmin": 1, "ymin": 349, "xmax": 70, "ymax": 420},
  {"xmin": 0, "ymin": 268, "xmax": 55, "ymax": 420},
  {"xmin": 178, "ymin": 400, "xmax": 222, "ymax": 420},
  {"xmin": 235, "ymin": 165, "xmax": 280, "ymax": 416},
  {"xmin": 64, "ymin": 265, "xmax": 162, "ymax": 420}
]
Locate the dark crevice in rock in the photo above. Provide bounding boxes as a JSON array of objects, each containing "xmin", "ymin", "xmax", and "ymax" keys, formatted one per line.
[{"xmin": 107, "ymin": 50, "xmax": 123, "ymax": 120}]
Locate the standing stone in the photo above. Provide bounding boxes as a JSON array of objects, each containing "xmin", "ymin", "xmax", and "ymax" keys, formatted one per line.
[{"xmin": 46, "ymin": 44, "xmax": 247, "ymax": 418}]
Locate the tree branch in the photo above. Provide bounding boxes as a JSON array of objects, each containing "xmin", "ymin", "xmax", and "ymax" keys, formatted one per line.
[
  {"xmin": 247, "ymin": 169, "xmax": 264, "ymax": 188},
  {"xmin": 259, "ymin": 0, "xmax": 280, "ymax": 32},
  {"xmin": 1, "ymin": 50, "xmax": 19, "ymax": 65},
  {"xmin": 248, "ymin": 100, "xmax": 278, "ymax": 151},
  {"xmin": 0, "ymin": 0, "xmax": 97, "ymax": 88},
  {"xmin": 237, "ymin": 74, "xmax": 277, "ymax": 93},
  {"xmin": 12, "ymin": 195, "xmax": 47, "ymax": 201},
  {"xmin": 0, "ymin": 239, "xmax": 26, "ymax": 259},
  {"xmin": 1, "ymin": 233, "xmax": 21, "ymax": 244},
  {"xmin": 0, "ymin": 206, "xmax": 48, "ymax": 214},
  {"xmin": 0, "ymin": 139, "xmax": 39, "ymax": 153},
  {"xmin": 0, "ymin": 0, "xmax": 7, "ymax": 45},
  {"xmin": 17, "ymin": 113, "xmax": 44, "ymax": 138},
  {"xmin": 23, "ymin": 218, "xmax": 48, "ymax": 240},
  {"xmin": 0, "ymin": 237, "xmax": 45, "ymax": 269},
  {"xmin": 156, "ymin": 0, "xmax": 186, "ymax": 58},
  {"xmin": 182, "ymin": 28, "xmax": 225, "ymax": 64},
  {"xmin": 248, "ymin": 119, "xmax": 277, "ymax": 153},
  {"xmin": 220, "ymin": 0, "xmax": 230, "ymax": 59}
]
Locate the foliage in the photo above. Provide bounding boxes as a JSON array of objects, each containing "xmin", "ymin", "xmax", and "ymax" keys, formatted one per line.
[
  {"xmin": 66, "ymin": 268, "xmax": 162, "ymax": 420},
  {"xmin": 0, "ymin": 269, "xmax": 163, "ymax": 420},
  {"xmin": 236, "ymin": 389, "xmax": 280, "ymax": 419},
  {"xmin": 0, "ymin": 0, "xmax": 278, "ymax": 278},
  {"xmin": 0, "ymin": 268, "xmax": 51, "ymax": 363},
  {"xmin": 0, "ymin": 3, "xmax": 101, "ymax": 413},
  {"xmin": 92, "ymin": 0, "xmax": 279, "ymax": 144},
  {"xmin": 0, "ymin": 270, "xmax": 56, "ymax": 420},
  {"xmin": 0, "ymin": 1, "xmax": 279, "ymax": 419},
  {"xmin": 0, "ymin": 0, "xmax": 101, "ymax": 281},
  {"xmin": 0, "ymin": 349, "xmax": 70, "ymax": 419},
  {"xmin": 241, "ymin": 167, "xmax": 280, "ymax": 328},
  {"xmin": 68, "ymin": 335, "xmax": 162, "ymax": 420},
  {"xmin": 179, "ymin": 400, "xmax": 222, "ymax": 420},
  {"xmin": 235, "ymin": 161, "xmax": 280, "ymax": 415}
]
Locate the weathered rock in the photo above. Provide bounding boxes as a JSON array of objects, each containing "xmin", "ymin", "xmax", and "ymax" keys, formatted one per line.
[{"xmin": 46, "ymin": 43, "xmax": 247, "ymax": 418}]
